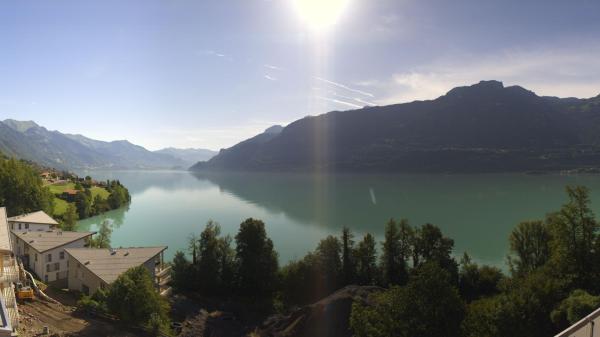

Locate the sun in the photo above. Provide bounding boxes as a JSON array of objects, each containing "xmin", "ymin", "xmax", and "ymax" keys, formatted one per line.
[{"xmin": 293, "ymin": 0, "xmax": 350, "ymax": 31}]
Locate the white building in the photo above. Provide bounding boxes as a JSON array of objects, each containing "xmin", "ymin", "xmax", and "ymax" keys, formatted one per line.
[
  {"xmin": 65, "ymin": 247, "xmax": 170, "ymax": 296},
  {"xmin": 0, "ymin": 208, "xmax": 18, "ymax": 335},
  {"xmin": 7, "ymin": 210, "xmax": 58, "ymax": 232},
  {"xmin": 12, "ymin": 230, "xmax": 95, "ymax": 285}
]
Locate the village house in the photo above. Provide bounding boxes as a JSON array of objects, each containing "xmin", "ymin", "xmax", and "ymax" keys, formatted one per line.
[
  {"xmin": 12, "ymin": 230, "xmax": 95, "ymax": 285},
  {"xmin": 60, "ymin": 189, "xmax": 79, "ymax": 202},
  {"xmin": 0, "ymin": 208, "xmax": 19, "ymax": 335},
  {"xmin": 65, "ymin": 246, "xmax": 171, "ymax": 296},
  {"xmin": 7, "ymin": 210, "xmax": 58, "ymax": 232}
]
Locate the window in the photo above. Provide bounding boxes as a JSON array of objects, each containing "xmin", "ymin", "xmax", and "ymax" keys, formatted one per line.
[
  {"xmin": 35, "ymin": 254, "xmax": 38, "ymax": 262},
  {"xmin": 18, "ymin": 223, "xmax": 21, "ymax": 230},
  {"xmin": 10, "ymin": 224, "xmax": 13, "ymax": 230},
  {"xmin": 44, "ymin": 275, "xmax": 48, "ymax": 283},
  {"xmin": 54, "ymin": 262, "xmax": 60, "ymax": 271},
  {"xmin": 46, "ymin": 264, "xmax": 50, "ymax": 272},
  {"xmin": 25, "ymin": 223, "xmax": 29, "ymax": 229},
  {"xmin": 59, "ymin": 251, "xmax": 65, "ymax": 260},
  {"xmin": 46, "ymin": 253, "xmax": 52, "ymax": 262},
  {"xmin": 56, "ymin": 272, "xmax": 59, "ymax": 280}
]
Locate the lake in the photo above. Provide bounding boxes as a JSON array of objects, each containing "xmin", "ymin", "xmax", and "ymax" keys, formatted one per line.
[{"xmin": 76, "ymin": 170, "xmax": 600, "ymax": 268}]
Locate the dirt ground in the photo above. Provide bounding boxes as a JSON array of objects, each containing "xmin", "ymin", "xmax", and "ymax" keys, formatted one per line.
[
  {"xmin": 15, "ymin": 288, "xmax": 255, "ymax": 337},
  {"xmin": 17, "ymin": 297, "xmax": 147, "ymax": 337}
]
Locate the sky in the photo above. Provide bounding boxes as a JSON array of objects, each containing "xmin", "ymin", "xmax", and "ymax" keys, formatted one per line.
[{"xmin": 1, "ymin": 0, "xmax": 600, "ymax": 151}]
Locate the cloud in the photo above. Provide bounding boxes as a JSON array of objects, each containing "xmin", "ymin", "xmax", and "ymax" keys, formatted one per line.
[
  {"xmin": 197, "ymin": 50, "xmax": 233, "ymax": 61},
  {"xmin": 264, "ymin": 74, "xmax": 277, "ymax": 81},
  {"xmin": 375, "ymin": 44, "xmax": 600, "ymax": 105},
  {"xmin": 316, "ymin": 96, "xmax": 363, "ymax": 109},
  {"xmin": 315, "ymin": 77, "xmax": 375, "ymax": 98},
  {"xmin": 264, "ymin": 64, "xmax": 283, "ymax": 70}
]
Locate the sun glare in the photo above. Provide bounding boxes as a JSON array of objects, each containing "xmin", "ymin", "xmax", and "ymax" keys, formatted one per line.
[{"xmin": 293, "ymin": 0, "xmax": 350, "ymax": 31}]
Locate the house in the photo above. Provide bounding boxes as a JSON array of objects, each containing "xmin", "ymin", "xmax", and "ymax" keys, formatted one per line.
[
  {"xmin": 60, "ymin": 189, "xmax": 79, "ymax": 202},
  {"xmin": 65, "ymin": 246, "xmax": 170, "ymax": 296},
  {"xmin": 0, "ymin": 208, "xmax": 19, "ymax": 335},
  {"xmin": 12, "ymin": 230, "xmax": 95, "ymax": 285},
  {"xmin": 7, "ymin": 210, "xmax": 59, "ymax": 232}
]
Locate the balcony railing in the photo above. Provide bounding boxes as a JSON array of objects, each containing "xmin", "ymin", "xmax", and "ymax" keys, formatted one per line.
[{"xmin": 155, "ymin": 265, "xmax": 171, "ymax": 279}]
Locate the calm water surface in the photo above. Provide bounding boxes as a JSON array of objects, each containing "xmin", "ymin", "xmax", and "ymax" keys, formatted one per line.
[{"xmin": 76, "ymin": 170, "xmax": 600, "ymax": 267}]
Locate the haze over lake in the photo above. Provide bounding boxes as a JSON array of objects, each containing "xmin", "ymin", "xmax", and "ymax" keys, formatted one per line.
[{"xmin": 76, "ymin": 170, "xmax": 600, "ymax": 267}]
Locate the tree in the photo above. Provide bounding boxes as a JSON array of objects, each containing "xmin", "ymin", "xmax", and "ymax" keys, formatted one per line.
[
  {"xmin": 0, "ymin": 158, "xmax": 54, "ymax": 216},
  {"xmin": 508, "ymin": 220, "xmax": 551, "ymax": 276},
  {"xmin": 547, "ymin": 185, "xmax": 600, "ymax": 290},
  {"xmin": 459, "ymin": 253, "xmax": 503, "ymax": 302},
  {"xmin": 75, "ymin": 190, "xmax": 92, "ymax": 219},
  {"xmin": 92, "ymin": 194, "xmax": 110, "ymax": 215},
  {"xmin": 341, "ymin": 227, "xmax": 356, "ymax": 285},
  {"xmin": 62, "ymin": 203, "xmax": 79, "ymax": 231},
  {"xmin": 412, "ymin": 223, "xmax": 458, "ymax": 283},
  {"xmin": 316, "ymin": 235, "xmax": 342, "ymax": 293},
  {"xmin": 351, "ymin": 262, "xmax": 465, "ymax": 337},
  {"xmin": 107, "ymin": 181, "xmax": 131, "ymax": 209},
  {"xmin": 355, "ymin": 233, "xmax": 378, "ymax": 285},
  {"xmin": 196, "ymin": 220, "xmax": 235, "ymax": 293},
  {"xmin": 171, "ymin": 251, "xmax": 193, "ymax": 291},
  {"xmin": 380, "ymin": 219, "xmax": 409, "ymax": 286},
  {"xmin": 105, "ymin": 266, "xmax": 170, "ymax": 330},
  {"xmin": 279, "ymin": 253, "xmax": 321, "ymax": 305},
  {"xmin": 91, "ymin": 220, "xmax": 112, "ymax": 248},
  {"xmin": 463, "ymin": 267, "xmax": 568, "ymax": 337},
  {"xmin": 235, "ymin": 218, "xmax": 278, "ymax": 297},
  {"xmin": 551, "ymin": 289, "xmax": 600, "ymax": 328}
]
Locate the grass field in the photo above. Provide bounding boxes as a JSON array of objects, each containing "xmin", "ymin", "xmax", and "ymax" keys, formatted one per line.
[
  {"xmin": 48, "ymin": 182, "xmax": 110, "ymax": 216},
  {"xmin": 54, "ymin": 198, "xmax": 69, "ymax": 216}
]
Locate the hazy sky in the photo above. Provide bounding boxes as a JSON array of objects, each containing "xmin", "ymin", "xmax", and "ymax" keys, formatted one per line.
[{"xmin": 1, "ymin": 0, "xmax": 600, "ymax": 150}]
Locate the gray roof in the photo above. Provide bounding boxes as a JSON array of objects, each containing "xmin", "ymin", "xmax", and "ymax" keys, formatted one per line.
[
  {"xmin": 0, "ymin": 208, "xmax": 10, "ymax": 253},
  {"xmin": 12, "ymin": 230, "xmax": 95, "ymax": 253},
  {"xmin": 65, "ymin": 247, "xmax": 167, "ymax": 284},
  {"xmin": 7, "ymin": 210, "xmax": 59, "ymax": 226}
]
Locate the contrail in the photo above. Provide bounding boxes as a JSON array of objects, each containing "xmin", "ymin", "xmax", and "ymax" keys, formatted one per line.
[{"xmin": 315, "ymin": 77, "xmax": 375, "ymax": 97}]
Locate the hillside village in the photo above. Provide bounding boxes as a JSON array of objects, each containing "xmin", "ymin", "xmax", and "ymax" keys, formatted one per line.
[{"xmin": 0, "ymin": 207, "xmax": 170, "ymax": 336}]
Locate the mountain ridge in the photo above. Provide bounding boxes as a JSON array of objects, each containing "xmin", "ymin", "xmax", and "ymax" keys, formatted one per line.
[
  {"xmin": 0, "ymin": 119, "xmax": 211, "ymax": 171},
  {"xmin": 191, "ymin": 80, "xmax": 600, "ymax": 173}
]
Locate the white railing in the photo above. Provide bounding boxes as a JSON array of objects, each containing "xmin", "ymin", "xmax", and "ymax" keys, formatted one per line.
[{"xmin": 555, "ymin": 306, "xmax": 600, "ymax": 337}]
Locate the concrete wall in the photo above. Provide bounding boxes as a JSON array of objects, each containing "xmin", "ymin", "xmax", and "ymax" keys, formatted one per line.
[
  {"xmin": 8, "ymin": 222, "xmax": 52, "ymax": 232},
  {"xmin": 66, "ymin": 255, "xmax": 106, "ymax": 296},
  {"xmin": 13, "ymin": 236, "xmax": 90, "ymax": 283},
  {"xmin": 67, "ymin": 254, "xmax": 161, "ymax": 296}
]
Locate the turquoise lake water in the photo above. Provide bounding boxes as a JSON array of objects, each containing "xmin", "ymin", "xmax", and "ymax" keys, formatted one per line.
[{"xmin": 76, "ymin": 170, "xmax": 600, "ymax": 267}]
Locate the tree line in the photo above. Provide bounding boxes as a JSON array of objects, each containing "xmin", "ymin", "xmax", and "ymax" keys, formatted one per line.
[
  {"xmin": 171, "ymin": 185, "xmax": 600, "ymax": 337},
  {"xmin": 61, "ymin": 179, "xmax": 131, "ymax": 228},
  {"xmin": 0, "ymin": 156, "xmax": 55, "ymax": 216},
  {"xmin": 0, "ymin": 154, "xmax": 130, "ymax": 230}
]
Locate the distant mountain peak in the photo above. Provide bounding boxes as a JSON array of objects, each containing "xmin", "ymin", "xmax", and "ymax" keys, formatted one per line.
[
  {"xmin": 264, "ymin": 125, "xmax": 284, "ymax": 134},
  {"xmin": 476, "ymin": 80, "xmax": 504, "ymax": 88},
  {"xmin": 2, "ymin": 119, "xmax": 40, "ymax": 132}
]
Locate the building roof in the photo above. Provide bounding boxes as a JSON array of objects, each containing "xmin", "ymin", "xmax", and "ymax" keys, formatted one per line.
[
  {"xmin": 0, "ymin": 208, "xmax": 11, "ymax": 253},
  {"xmin": 7, "ymin": 210, "xmax": 59, "ymax": 226},
  {"xmin": 12, "ymin": 230, "xmax": 95, "ymax": 253},
  {"xmin": 65, "ymin": 247, "xmax": 167, "ymax": 284}
]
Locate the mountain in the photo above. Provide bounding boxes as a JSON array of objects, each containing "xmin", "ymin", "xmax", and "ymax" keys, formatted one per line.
[
  {"xmin": 190, "ymin": 124, "xmax": 283, "ymax": 171},
  {"xmin": 191, "ymin": 81, "xmax": 600, "ymax": 173},
  {"xmin": 153, "ymin": 147, "xmax": 217, "ymax": 167},
  {"xmin": 0, "ymin": 119, "xmax": 189, "ymax": 170}
]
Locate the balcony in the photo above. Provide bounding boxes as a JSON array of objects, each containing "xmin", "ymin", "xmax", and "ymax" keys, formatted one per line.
[
  {"xmin": 0, "ymin": 257, "xmax": 18, "ymax": 284},
  {"xmin": 155, "ymin": 265, "xmax": 171, "ymax": 279}
]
